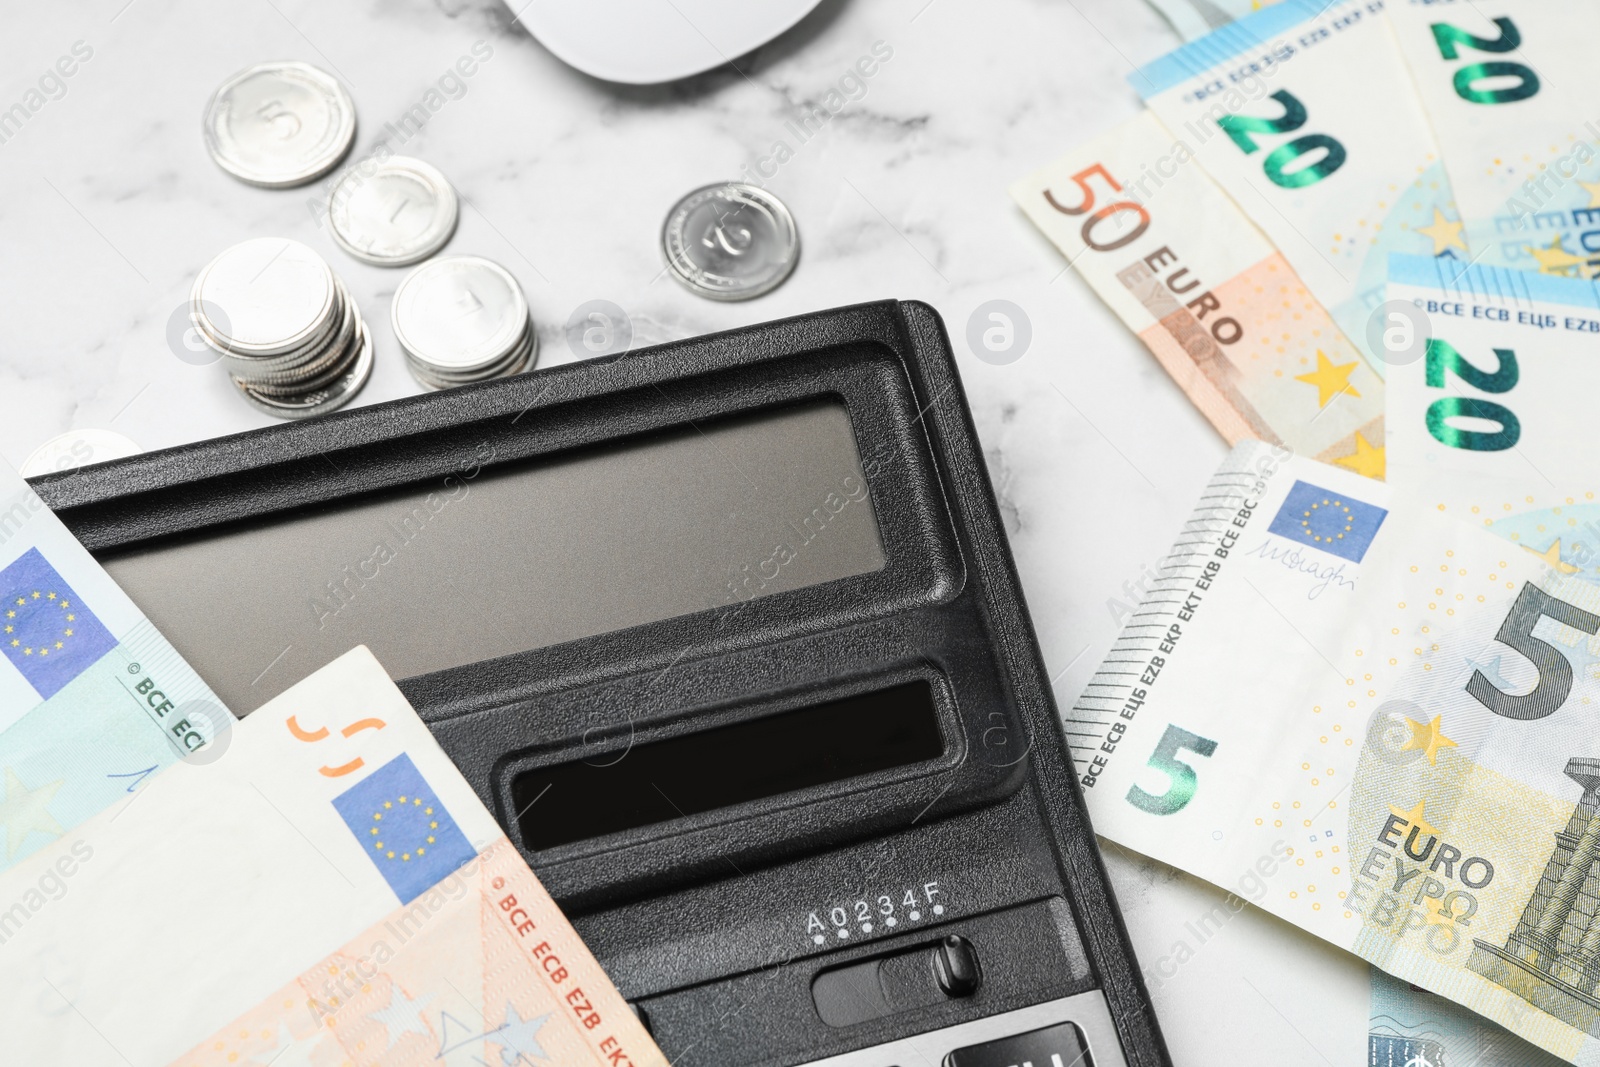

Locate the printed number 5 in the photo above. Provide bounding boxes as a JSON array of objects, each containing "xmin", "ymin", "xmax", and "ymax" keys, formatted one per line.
[
  {"xmin": 1468, "ymin": 583, "xmax": 1600, "ymax": 720},
  {"xmin": 1127, "ymin": 725, "xmax": 1218, "ymax": 815}
]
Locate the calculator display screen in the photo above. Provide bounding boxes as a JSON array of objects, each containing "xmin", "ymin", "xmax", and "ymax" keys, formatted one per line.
[{"xmin": 101, "ymin": 402, "xmax": 884, "ymax": 711}]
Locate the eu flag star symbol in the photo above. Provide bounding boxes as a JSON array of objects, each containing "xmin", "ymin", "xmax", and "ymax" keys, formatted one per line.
[
  {"xmin": 332, "ymin": 753, "xmax": 476, "ymax": 904},
  {"xmin": 0, "ymin": 548, "xmax": 117, "ymax": 699},
  {"xmin": 1267, "ymin": 480, "xmax": 1388, "ymax": 563}
]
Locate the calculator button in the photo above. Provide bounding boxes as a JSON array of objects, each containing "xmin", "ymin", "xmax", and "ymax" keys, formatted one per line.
[{"xmin": 944, "ymin": 1020, "xmax": 1092, "ymax": 1067}]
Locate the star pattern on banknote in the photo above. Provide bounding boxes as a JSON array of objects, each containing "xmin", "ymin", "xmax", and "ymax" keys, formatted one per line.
[
  {"xmin": 1295, "ymin": 351, "xmax": 1360, "ymax": 409},
  {"xmin": 1331, "ymin": 431, "xmax": 1384, "ymax": 480},
  {"xmin": 1526, "ymin": 234, "xmax": 1586, "ymax": 277},
  {"xmin": 488, "ymin": 1002, "xmax": 550, "ymax": 1066},
  {"xmin": 1389, "ymin": 799, "xmax": 1438, "ymax": 838},
  {"xmin": 1583, "ymin": 180, "xmax": 1600, "ymax": 208},
  {"xmin": 1522, "ymin": 538, "xmax": 1580, "ymax": 574},
  {"xmin": 1566, "ymin": 638, "xmax": 1600, "ymax": 683},
  {"xmin": 1400, "ymin": 716, "xmax": 1458, "ymax": 766},
  {"xmin": 0, "ymin": 767, "xmax": 65, "ymax": 858},
  {"xmin": 367, "ymin": 984, "xmax": 436, "ymax": 1049},
  {"xmin": 1415, "ymin": 207, "xmax": 1466, "ymax": 255},
  {"xmin": 1466, "ymin": 654, "xmax": 1515, "ymax": 692}
]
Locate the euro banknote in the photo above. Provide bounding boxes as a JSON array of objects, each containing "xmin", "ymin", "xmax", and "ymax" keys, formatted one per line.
[
  {"xmin": 1012, "ymin": 110, "xmax": 1385, "ymax": 473},
  {"xmin": 0, "ymin": 459, "xmax": 229, "ymax": 874},
  {"xmin": 1107, "ymin": 832, "xmax": 1566, "ymax": 1066},
  {"xmin": 1386, "ymin": 254, "xmax": 1600, "ymax": 572},
  {"xmin": 1133, "ymin": 0, "xmax": 1468, "ymax": 373},
  {"xmin": 1386, "ymin": 1, "xmax": 1600, "ymax": 277},
  {"xmin": 1146, "ymin": 0, "xmax": 1283, "ymax": 42},
  {"xmin": 0, "ymin": 646, "xmax": 665, "ymax": 1067},
  {"xmin": 1066, "ymin": 440, "xmax": 1600, "ymax": 1062}
]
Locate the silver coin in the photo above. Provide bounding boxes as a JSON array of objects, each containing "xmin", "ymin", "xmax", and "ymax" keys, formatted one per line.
[
  {"xmin": 328, "ymin": 156, "xmax": 459, "ymax": 267},
  {"xmin": 405, "ymin": 320, "xmax": 537, "ymax": 390},
  {"xmin": 203, "ymin": 61, "xmax": 356, "ymax": 189},
  {"xmin": 662, "ymin": 182, "xmax": 799, "ymax": 301},
  {"xmin": 234, "ymin": 320, "xmax": 372, "ymax": 419},
  {"xmin": 193, "ymin": 238, "xmax": 337, "ymax": 357},
  {"xmin": 392, "ymin": 256, "xmax": 529, "ymax": 373},
  {"xmin": 20, "ymin": 429, "xmax": 141, "ymax": 478}
]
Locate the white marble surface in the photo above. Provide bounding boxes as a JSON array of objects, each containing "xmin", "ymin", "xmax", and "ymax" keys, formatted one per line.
[{"xmin": 0, "ymin": 1, "xmax": 1362, "ymax": 1062}]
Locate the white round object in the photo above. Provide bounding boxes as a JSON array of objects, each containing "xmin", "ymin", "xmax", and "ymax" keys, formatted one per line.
[
  {"xmin": 20, "ymin": 430, "xmax": 141, "ymax": 478},
  {"xmin": 203, "ymin": 61, "xmax": 356, "ymax": 188},
  {"xmin": 328, "ymin": 157, "xmax": 459, "ymax": 266},
  {"xmin": 513, "ymin": 0, "xmax": 824, "ymax": 84}
]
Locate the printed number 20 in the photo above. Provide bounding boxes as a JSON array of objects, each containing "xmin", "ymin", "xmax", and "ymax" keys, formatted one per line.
[
  {"xmin": 1423, "ymin": 339, "xmax": 1520, "ymax": 452},
  {"xmin": 1431, "ymin": 18, "xmax": 1539, "ymax": 105},
  {"xmin": 1217, "ymin": 89, "xmax": 1347, "ymax": 189},
  {"xmin": 1127, "ymin": 724, "xmax": 1218, "ymax": 815}
]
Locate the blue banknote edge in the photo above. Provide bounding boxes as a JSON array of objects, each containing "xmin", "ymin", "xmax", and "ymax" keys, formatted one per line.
[
  {"xmin": 1388, "ymin": 252, "xmax": 1600, "ymax": 309},
  {"xmin": 1130, "ymin": 0, "xmax": 1331, "ymax": 96}
]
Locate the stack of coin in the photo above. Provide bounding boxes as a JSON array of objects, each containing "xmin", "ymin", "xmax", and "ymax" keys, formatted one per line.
[
  {"xmin": 191, "ymin": 238, "xmax": 372, "ymax": 419},
  {"xmin": 391, "ymin": 256, "xmax": 536, "ymax": 390}
]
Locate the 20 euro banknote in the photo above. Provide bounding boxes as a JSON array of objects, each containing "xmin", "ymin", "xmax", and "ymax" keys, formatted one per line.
[
  {"xmin": 1012, "ymin": 109, "xmax": 1385, "ymax": 474},
  {"xmin": 1386, "ymin": 0, "xmax": 1600, "ymax": 278},
  {"xmin": 0, "ymin": 459, "xmax": 229, "ymax": 874},
  {"xmin": 1145, "ymin": 0, "xmax": 1284, "ymax": 42},
  {"xmin": 0, "ymin": 646, "xmax": 665, "ymax": 1067},
  {"xmin": 1386, "ymin": 254, "xmax": 1600, "ymax": 581},
  {"xmin": 1134, "ymin": 0, "xmax": 1468, "ymax": 373},
  {"xmin": 1066, "ymin": 441, "xmax": 1600, "ymax": 1062}
]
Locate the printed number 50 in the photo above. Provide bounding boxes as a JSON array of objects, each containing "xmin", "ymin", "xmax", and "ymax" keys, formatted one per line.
[
  {"xmin": 1043, "ymin": 163, "xmax": 1151, "ymax": 253},
  {"xmin": 1127, "ymin": 724, "xmax": 1218, "ymax": 815}
]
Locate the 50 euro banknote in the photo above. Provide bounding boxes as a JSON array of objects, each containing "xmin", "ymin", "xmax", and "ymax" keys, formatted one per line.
[
  {"xmin": 1067, "ymin": 440, "xmax": 1600, "ymax": 1062},
  {"xmin": 0, "ymin": 646, "xmax": 665, "ymax": 1067},
  {"xmin": 1012, "ymin": 110, "xmax": 1385, "ymax": 474}
]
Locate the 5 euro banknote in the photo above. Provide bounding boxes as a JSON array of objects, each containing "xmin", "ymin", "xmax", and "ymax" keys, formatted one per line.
[{"xmin": 1067, "ymin": 440, "xmax": 1600, "ymax": 1062}]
